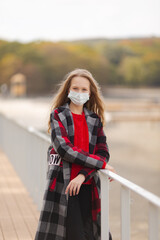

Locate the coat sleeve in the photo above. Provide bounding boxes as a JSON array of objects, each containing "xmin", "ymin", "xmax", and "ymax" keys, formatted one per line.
[
  {"xmin": 50, "ymin": 109, "xmax": 107, "ymax": 170},
  {"xmin": 77, "ymin": 117, "xmax": 110, "ymax": 182}
]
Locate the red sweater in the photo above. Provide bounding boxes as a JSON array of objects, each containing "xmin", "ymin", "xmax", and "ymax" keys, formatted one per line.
[{"xmin": 70, "ymin": 111, "xmax": 93, "ymax": 184}]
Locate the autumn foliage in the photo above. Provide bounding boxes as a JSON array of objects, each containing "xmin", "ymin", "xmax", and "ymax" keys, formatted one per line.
[{"xmin": 0, "ymin": 37, "xmax": 160, "ymax": 95}]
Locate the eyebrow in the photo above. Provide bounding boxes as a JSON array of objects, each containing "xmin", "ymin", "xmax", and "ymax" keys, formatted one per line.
[{"xmin": 72, "ymin": 85, "xmax": 88, "ymax": 89}]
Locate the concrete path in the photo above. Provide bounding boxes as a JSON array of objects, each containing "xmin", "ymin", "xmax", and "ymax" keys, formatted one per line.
[{"xmin": 0, "ymin": 149, "xmax": 39, "ymax": 240}]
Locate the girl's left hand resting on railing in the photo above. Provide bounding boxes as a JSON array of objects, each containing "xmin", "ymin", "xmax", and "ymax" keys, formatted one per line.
[
  {"xmin": 105, "ymin": 164, "xmax": 116, "ymax": 182},
  {"xmin": 65, "ymin": 164, "xmax": 116, "ymax": 196}
]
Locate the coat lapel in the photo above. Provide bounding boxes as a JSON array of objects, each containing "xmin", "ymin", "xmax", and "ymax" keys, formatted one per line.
[{"xmin": 58, "ymin": 102, "xmax": 98, "ymax": 146}]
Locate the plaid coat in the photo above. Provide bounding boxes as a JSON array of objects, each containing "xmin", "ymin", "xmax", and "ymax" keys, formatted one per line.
[{"xmin": 34, "ymin": 102, "xmax": 110, "ymax": 240}]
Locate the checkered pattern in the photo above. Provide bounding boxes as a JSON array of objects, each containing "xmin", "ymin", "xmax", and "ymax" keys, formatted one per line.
[{"xmin": 34, "ymin": 102, "xmax": 110, "ymax": 240}]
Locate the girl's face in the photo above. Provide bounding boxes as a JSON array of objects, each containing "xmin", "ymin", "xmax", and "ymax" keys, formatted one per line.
[{"xmin": 68, "ymin": 76, "xmax": 90, "ymax": 96}]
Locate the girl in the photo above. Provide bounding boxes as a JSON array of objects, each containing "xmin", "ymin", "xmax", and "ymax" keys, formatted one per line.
[{"xmin": 35, "ymin": 68, "xmax": 115, "ymax": 240}]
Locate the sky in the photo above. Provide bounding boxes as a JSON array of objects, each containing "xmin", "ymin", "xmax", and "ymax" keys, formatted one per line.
[{"xmin": 0, "ymin": 0, "xmax": 160, "ymax": 43}]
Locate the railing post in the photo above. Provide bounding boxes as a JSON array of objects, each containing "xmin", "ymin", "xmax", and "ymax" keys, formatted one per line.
[
  {"xmin": 149, "ymin": 202, "xmax": 159, "ymax": 240},
  {"xmin": 121, "ymin": 185, "xmax": 130, "ymax": 240},
  {"xmin": 99, "ymin": 171, "xmax": 110, "ymax": 240}
]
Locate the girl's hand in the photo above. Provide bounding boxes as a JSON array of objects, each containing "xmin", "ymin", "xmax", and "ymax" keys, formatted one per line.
[
  {"xmin": 65, "ymin": 174, "xmax": 85, "ymax": 196},
  {"xmin": 105, "ymin": 164, "xmax": 116, "ymax": 182},
  {"xmin": 105, "ymin": 164, "xmax": 116, "ymax": 173}
]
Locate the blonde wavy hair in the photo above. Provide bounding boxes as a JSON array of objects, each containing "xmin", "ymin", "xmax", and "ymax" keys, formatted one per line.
[{"xmin": 47, "ymin": 68, "xmax": 106, "ymax": 134}]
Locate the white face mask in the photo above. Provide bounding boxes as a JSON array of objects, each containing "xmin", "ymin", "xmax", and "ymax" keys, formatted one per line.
[{"xmin": 68, "ymin": 90, "xmax": 90, "ymax": 105}]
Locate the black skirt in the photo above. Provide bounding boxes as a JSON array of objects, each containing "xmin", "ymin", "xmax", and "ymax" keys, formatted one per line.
[
  {"xmin": 66, "ymin": 184, "xmax": 94, "ymax": 240},
  {"xmin": 66, "ymin": 184, "xmax": 113, "ymax": 240}
]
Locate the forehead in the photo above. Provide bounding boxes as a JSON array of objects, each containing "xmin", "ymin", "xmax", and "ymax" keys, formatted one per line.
[{"xmin": 71, "ymin": 76, "xmax": 90, "ymax": 87}]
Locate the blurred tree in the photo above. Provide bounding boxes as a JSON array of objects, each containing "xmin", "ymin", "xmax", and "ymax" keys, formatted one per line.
[
  {"xmin": 102, "ymin": 43, "xmax": 135, "ymax": 65},
  {"xmin": 0, "ymin": 53, "xmax": 23, "ymax": 85},
  {"xmin": 118, "ymin": 57, "xmax": 145, "ymax": 86},
  {"xmin": 144, "ymin": 60, "xmax": 160, "ymax": 86}
]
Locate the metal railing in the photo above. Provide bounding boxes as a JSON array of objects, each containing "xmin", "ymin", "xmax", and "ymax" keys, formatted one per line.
[
  {"xmin": 0, "ymin": 112, "xmax": 160, "ymax": 239},
  {"xmin": 0, "ymin": 112, "xmax": 50, "ymax": 210},
  {"xmin": 98, "ymin": 170, "xmax": 160, "ymax": 240}
]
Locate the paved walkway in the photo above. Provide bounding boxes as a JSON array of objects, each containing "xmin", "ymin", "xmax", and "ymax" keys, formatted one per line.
[{"xmin": 0, "ymin": 149, "xmax": 39, "ymax": 240}]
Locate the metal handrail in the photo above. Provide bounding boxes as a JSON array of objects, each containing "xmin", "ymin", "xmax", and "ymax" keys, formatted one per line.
[{"xmin": 98, "ymin": 170, "xmax": 160, "ymax": 240}]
